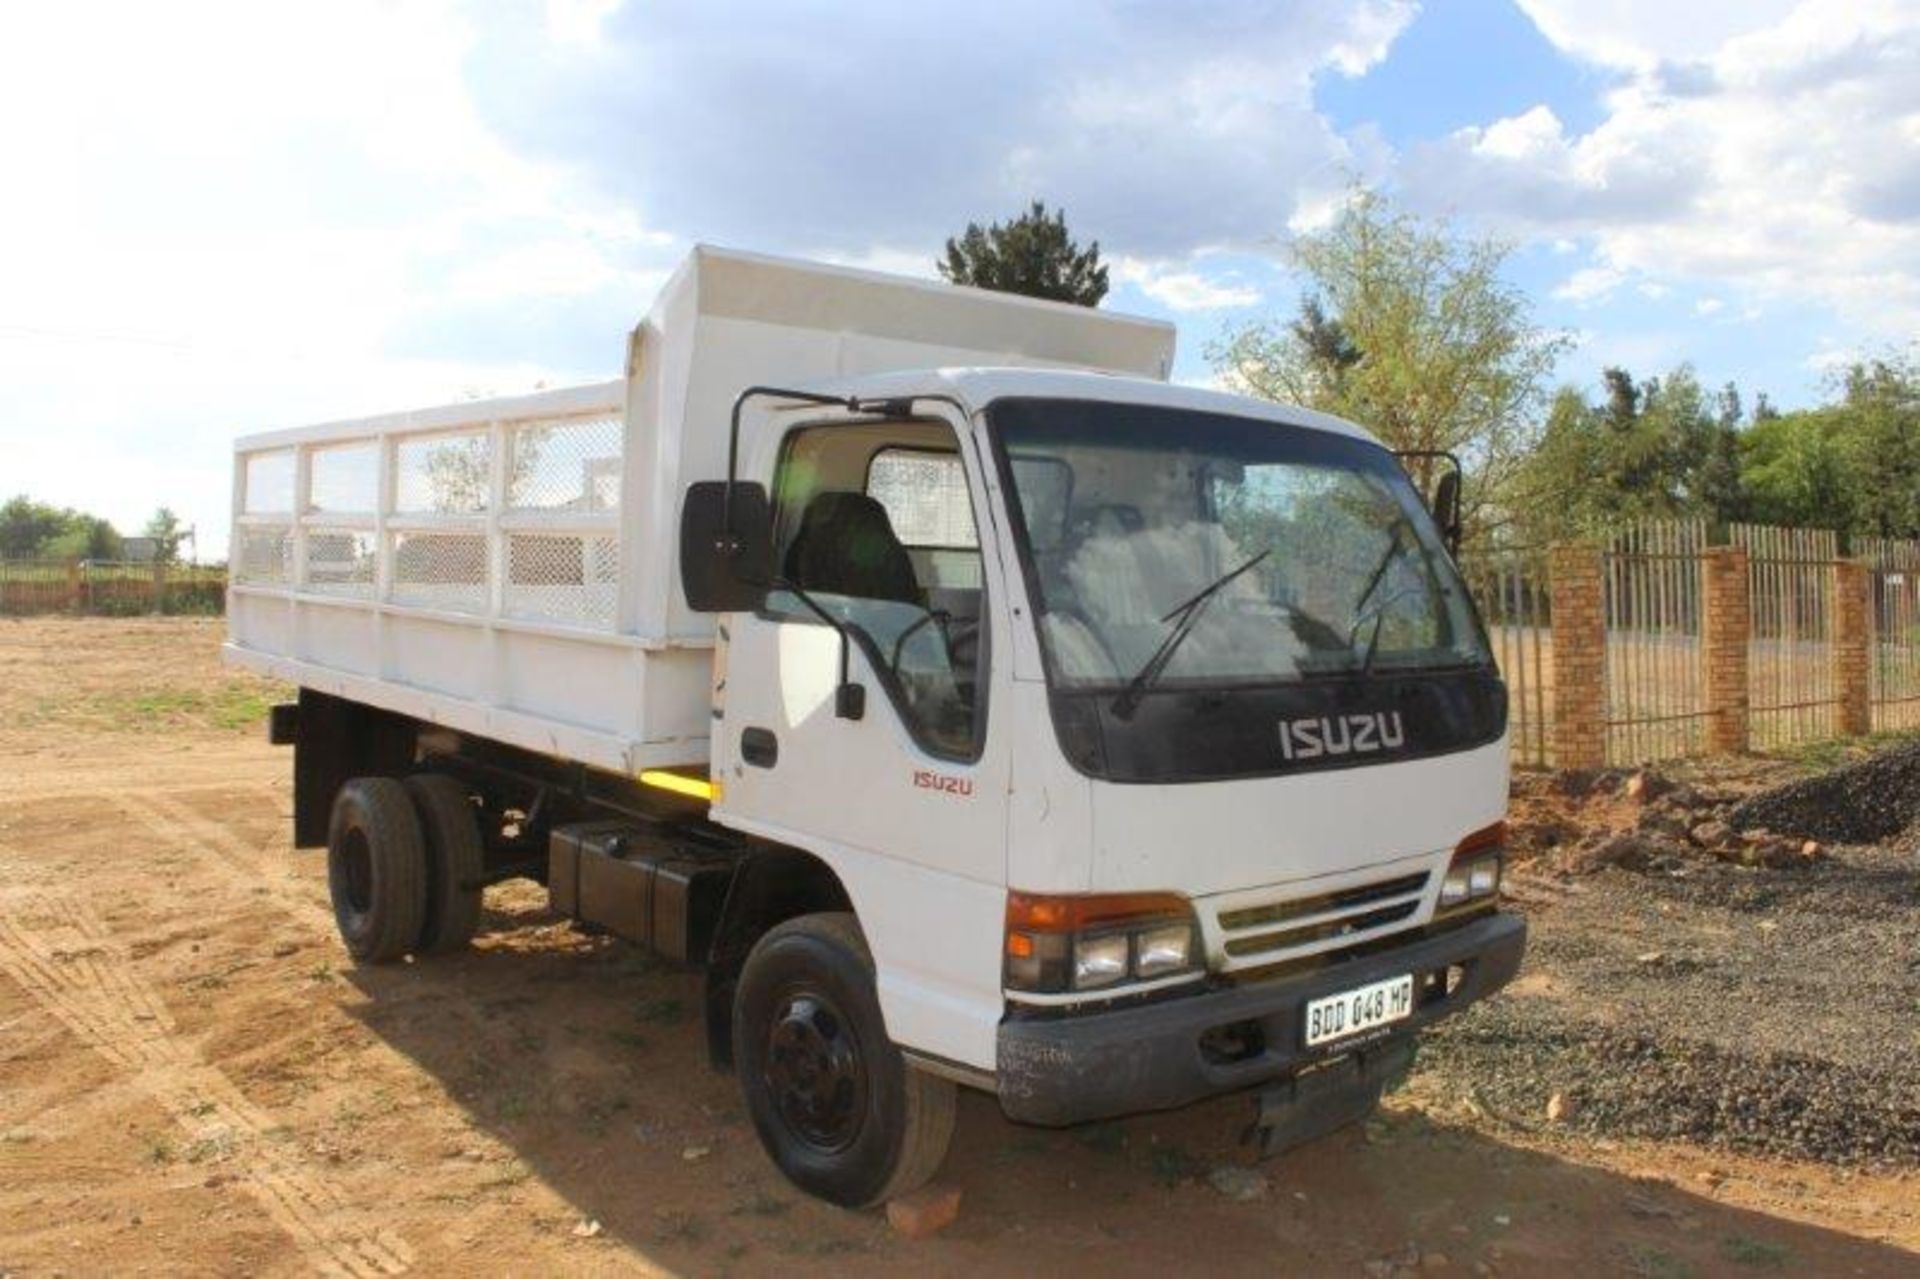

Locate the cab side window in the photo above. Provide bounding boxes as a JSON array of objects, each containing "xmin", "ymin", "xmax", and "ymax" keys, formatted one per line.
[{"xmin": 770, "ymin": 430, "xmax": 988, "ymax": 759}]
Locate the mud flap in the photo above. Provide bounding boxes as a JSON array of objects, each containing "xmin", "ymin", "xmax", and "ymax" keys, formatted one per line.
[{"xmin": 1243, "ymin": 1036, "xmax": 1416, "ymax": 1158}]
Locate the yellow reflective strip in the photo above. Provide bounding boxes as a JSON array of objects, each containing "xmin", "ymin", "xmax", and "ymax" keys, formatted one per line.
[{"xmin": 638, "ymin": 769, "xmax": 718, "ymax": 802}]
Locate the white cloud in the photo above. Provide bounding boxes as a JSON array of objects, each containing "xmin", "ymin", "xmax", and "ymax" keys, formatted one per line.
[
  {"xmin": 1514, "ymin": 0, "xmax": 1801, "ymax": 69},
  {"xmin": 544, "ymin": 0, "xmax": 625, "ymax": 46},
  {"xmin": 1401, "ymin": 1, "xmax": 1920, "ymax": 338},
  {"xmin": 0, "ymin": 1, "xmax": 681, "ymax": 556},
  {"xmin": 1553, "ymin": 267, "xmax": 1627, "ymax": 303},
  {"xmin": 1114, "ymin": 259, "xmax": 1263, "ymax": 312},
  {"xmin": 467, "ymin": 1, "xmax": 1419, "ymax": 259},
  {"xmin": 1695, "ymin": 297, "xmax": 1726, "ymax": 316}
]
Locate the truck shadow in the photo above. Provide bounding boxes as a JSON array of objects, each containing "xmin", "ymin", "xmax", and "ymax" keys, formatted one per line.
[{"xmin": 341, "ymin": 900, "xmax": 1917, "ymax": 1277}]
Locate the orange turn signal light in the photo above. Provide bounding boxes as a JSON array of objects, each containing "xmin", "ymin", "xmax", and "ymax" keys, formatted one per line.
[
  {"xmin": 1451, "ymin": 820, "xmax": 1507, "ymax": 864},
  {"xmin": 1005, "ymin": 890, "xmax": 1191, "ymax": 934}
]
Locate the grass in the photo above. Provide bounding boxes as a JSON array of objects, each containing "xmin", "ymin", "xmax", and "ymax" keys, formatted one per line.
[
  {"xmin": 652, "ymin": 1210, "xmax": 707, "ymax": 1245},
  {"xmin": 1765, "ymin": 727, "xmax": 1920, "ymax": 771},
  {"xmin": 1147, "ymin": 1142, "xmax": 1208, "ymax": 1186},
  {"xmin": 729, "ymin": 1191, "xmax": 790, "ymax": 1219},
  {"xmin": 1719, "ymin": 1235, "xmax": 1791, "ymax": 1269},
  {"xmin": 1074, "ymin": 1122, "xmax": 1127, "ymax": 1155},
  {"xmin": 92, "ymin": 685, "xmax": 279, "ymax": 732},
  {"xmin": 1622, "ymin": 1242, "xmax": 1695, "ymax": 1279},
  {"xmin": 634, "ymin": 997, "xmax": 688, "ymax": 1025}
]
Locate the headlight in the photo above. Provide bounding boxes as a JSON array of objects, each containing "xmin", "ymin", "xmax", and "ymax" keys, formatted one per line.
[
  {"xmin": 1004, "ymin": 891, "xmax": 1203, "ymax": 995},
  {"xmin": 1439, "ymin": 821, "xmax": 1506, "ymax": 913},
  {"xmin": 1073, "ymin": 933, "xmax": 1130, "ymax": 990},
  {"xmin": 1135, "ymin": 922, "xmax": 1196, "ymax": 978}
]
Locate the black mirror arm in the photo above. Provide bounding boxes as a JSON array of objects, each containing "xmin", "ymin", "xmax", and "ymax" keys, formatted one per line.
[{"xmin": 723, "ymin": 387, "xmax": 862, "ymax": 528}]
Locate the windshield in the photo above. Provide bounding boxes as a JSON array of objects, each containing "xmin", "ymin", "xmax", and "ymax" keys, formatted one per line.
[{"xmin": 990, "ymin": 398, "xmax": 1491, "ymax": 692}]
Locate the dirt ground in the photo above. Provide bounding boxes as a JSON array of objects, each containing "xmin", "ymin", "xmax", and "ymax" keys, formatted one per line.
[{"xmin": 3, "ymin": 617, "xmax": 1919, "ymax": 1278}]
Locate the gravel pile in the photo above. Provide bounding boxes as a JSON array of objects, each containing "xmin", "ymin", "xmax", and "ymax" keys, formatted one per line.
[
  {"xmin": 1427, "ymin": 1005, "xmax": 1920, "ymax": 1165},
  {"xmin": 1730, "ymin": 738, "xmax": 1920, "ymax": 844},
  {"xmin": 1421, "ymin": 836, "xmax": 1920, "ymax": 1168}
]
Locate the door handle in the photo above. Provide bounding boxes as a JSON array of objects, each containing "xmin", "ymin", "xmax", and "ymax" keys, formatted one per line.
[{"xmin": 741, "ymin": 727, "xmax": 778, "ymax": 768}]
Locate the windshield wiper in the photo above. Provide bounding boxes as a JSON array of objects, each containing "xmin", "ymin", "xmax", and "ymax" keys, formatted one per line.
[
  {"xmin": 1111, "ymin": 551, "xmax": 1270, "ymax": 720},
  {"xmin": 1350, "ymin": 515, "xmax": 1409, "ymax": 620}
]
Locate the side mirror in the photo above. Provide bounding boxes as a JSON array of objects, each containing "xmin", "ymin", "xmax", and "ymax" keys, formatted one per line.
[
  {"xmin": 1431, "ymin": 470, "xmax": 1463, "ymax": 555},
  {"xmin": 680, "ymin": 481, "xmax": 772, "ymax": 612}
]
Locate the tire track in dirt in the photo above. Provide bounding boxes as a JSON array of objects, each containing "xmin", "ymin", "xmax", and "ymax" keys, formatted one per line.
[
  {"xmin": 110, "ymin": 791, "xmax": 333, "ymax": 932},
  {"xmin": 0, "ymin": 751, "xmax": 281, "ymax": 805},
  {"xmin": 0, "ymin": 885, "xmax": 413, "ymax": 1278}
]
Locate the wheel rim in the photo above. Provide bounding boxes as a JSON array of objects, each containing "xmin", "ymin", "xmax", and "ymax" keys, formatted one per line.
[
  {"xmin": 763, "ymin": 989, "xmax": 866, "ymax": 1152},
  {"xmin": 339, "ymin": 828, "xmax": 374, "ymax": 914}
]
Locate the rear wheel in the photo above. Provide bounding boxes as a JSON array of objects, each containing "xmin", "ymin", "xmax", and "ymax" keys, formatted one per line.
[
  {"xmin": 403, "ymin": 773, "xmax": 485, "ymax": 954},
  {"xmin": 732, "ymin": 913, "xmax": 955, "ymax": 1207},
  {"xmin": 326, "ymin": 777, "xmax": 427, "ymax": 963}
]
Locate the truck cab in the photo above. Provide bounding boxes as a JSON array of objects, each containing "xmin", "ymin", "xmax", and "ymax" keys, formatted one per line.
[{"xmin": 685, "ymin": 367, "xmax": 1522, "ymax": 1184}]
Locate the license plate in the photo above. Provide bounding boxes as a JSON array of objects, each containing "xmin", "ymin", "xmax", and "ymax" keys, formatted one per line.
[{"xmin": 1304, "ymin": 974, "xmax": 1414, "ymax": 1047}]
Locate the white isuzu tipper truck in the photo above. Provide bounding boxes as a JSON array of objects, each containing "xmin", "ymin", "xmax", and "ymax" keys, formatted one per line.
[{"xmin": 226, "ymin": 246, "xmax": 1524, "ymax": 1206}]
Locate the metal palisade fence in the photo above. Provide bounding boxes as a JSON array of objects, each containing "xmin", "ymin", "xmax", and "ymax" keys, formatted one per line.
[
  {"xmin": 1860, "ymin": 535, "xmax": 1920, "ymax": 732},
  {"xmin": 1462, "ymin": 518, "xmax": 1920, "ymax": 770},
  {"xmin": 1603, "ymin": 520, "xmax": 1711, "ymax": 764},
  {"xmin": 1458, "ymin": 545, "xmax": 1554, "ymax": 767},
  {"xmin": 1731, "ymin": 523, "xmax": 1839, "ymax": 749},
  {"xmin": 0, "ymin": 559, "xmax": 226, "ymax": 616}
]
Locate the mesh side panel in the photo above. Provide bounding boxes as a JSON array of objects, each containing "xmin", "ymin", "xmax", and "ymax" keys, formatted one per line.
[
  {"xmin": 305, "ymin": 529, "xmax": 376, "ymax": 596},
  {"xmin": 235, "ymin": 526, "xmax": 292, "ymax": 585},
  {"xmin": 243, "ymin": 452, "xmax": 295, "ymax": 514},
  {"xmin": 310, "ymin": 442, "xmax": 378, "ymax": 514},
  {"xmin": 392, "ymin": 532, "xmax": 488, "ymax": 612},
  {"xmin": 508, "ymin": 416, "xmax": 623, "ymax": 513},
  {"xmin": 505, "ymin": 533, "xmax": 619, "ymax": 626},
  {"xmin": 395, "ymin": 432, "xmax": 492, "ymax": 515}
]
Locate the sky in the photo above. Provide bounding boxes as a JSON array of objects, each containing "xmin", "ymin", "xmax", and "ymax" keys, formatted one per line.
[{"xmin": 2, "ymin": 0, "xmax": 1917, "ymax": 559}]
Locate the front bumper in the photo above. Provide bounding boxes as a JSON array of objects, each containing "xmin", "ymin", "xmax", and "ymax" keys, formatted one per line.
[{"xmin": 996, "ymin": 911, "xmax": 1525, "ymax": 1126}]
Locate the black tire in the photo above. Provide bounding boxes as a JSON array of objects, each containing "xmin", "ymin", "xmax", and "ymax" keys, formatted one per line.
[
  {"xmin": 326, "ymin": 777, "xmax": 427, "ymax": 963},
  {"xmin": 403, "ymin": 773, "xmax": 485, "ymax": 954},
  {"xmin": 732, "ymin": 912, "xmax": 956, "ymax": 1207}
]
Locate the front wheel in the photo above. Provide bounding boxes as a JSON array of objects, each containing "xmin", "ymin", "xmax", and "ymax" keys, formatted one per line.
[{"xmin": 732, "ymin": 913, "xmax": 955, "ymax": 1207}]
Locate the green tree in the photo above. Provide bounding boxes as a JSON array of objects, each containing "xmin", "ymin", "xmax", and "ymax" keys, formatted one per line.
[
  {"xmin": 143, "ymin": 507, "xmax": 187, "ymax": 564},
  {"xmin": 1831, "ymin": 356, "xmax": 1920, "ymax": 538},
  {"xmin": 938, "ymin": 201, "xmax": 1109, "ymax": 306},
  {"xmin": 1517, "ymin": 365, "xmax": 1748, "ymax": 538},
  {"xmin": 1739, "ymin": 409, "xmax": 1853, "ymax": 529},
  {"xmin": 1717, "ymin": 353, "xmax": 1920, "ymax": 539},
  {"xmin": 0, "ymin": 496, "xmax": 123, "ymax": 560},
  {"xmin": 45, "ymin": 515, "xmax": 122, "ymax": 561},
  {"xmin": 0, "ymin": 495, "xmax": 68, "ymax": 559},
  {"xmin": 1212, "ymin": 188, "xmax": 1570, "ymax": 538}
]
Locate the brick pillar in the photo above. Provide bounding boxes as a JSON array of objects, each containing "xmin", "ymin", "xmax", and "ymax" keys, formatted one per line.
[
  {"xmin": 1833, "ymin": 558, "xmax": 1872, "ymax": 737},
  {"xmin": 1701, "ymin": 546, "xmax": 1751, "ymax": 755},
  {"xmin": 1549, "ymin": 543, "xmax": 1608, "ymax": 770}
]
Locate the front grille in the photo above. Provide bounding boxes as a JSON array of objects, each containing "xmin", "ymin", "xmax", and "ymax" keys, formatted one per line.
[{"xmin": 1212, "ymin": 869, "xmax": 1430, "ymax": 967}]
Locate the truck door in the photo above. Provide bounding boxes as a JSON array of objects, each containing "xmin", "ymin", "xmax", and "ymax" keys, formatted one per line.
[{"xmin": 711, "ymin": 412, "xmax": 1009, "ymax": 887}]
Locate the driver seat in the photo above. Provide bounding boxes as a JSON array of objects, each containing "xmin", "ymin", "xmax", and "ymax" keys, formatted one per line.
[{"xmin": 783, "ymin": 491, "xmax": 923, "ymax": 605}]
